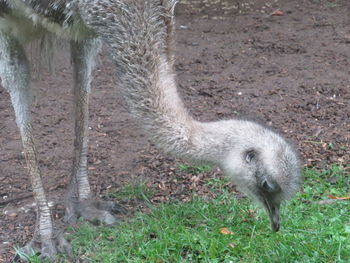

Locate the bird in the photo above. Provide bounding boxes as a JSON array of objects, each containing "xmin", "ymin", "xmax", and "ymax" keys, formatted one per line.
[
  {"xmin": 0, "ymin": 0, "xmax": 301, "ymax": 259},
  {"xmin": 79, "ymin": 0, "xmax": 301, "ymax": 232}
]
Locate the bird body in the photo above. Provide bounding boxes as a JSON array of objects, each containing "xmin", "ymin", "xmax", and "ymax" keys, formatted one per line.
[
  {"xmin": 0, "ymin": 0, "xmax": 300, "ymax": 258},
  {"xmin": 0, "ymin": 0, "xmax": 92, "ymax": 42}
]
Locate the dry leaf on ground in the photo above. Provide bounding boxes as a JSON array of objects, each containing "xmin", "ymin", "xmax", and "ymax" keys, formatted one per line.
[
  {"xmin": 328, "ymin": 195, "xmax": 350, "ymax": 200},
  {"xmin": 220, "ymin": 227, "xmax": 234, "ymax": 235}
]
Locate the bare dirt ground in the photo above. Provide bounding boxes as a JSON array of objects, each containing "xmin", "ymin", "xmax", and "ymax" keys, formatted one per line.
[{"xmin": 1, "ymin": 0, "xmax": 349, "ymax": 261}]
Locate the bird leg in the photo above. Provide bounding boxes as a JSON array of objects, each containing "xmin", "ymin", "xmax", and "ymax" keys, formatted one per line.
[
  {"xmin": 0, "ymin": 33, "xmax": 72, "ymax": 259},
  {"xmin": 64, "ymin": 38, "xmax": 125, "ymax": 226}
]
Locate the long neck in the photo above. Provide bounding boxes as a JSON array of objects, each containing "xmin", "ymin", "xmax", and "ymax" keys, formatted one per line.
[
  {"xmin": 124, "ymin": 54, "xmax": 197, "ymax": 154},
  {"xmin": 80, "ymin": 1, "xmax": 227, "ymax": 164},
  {"xmin": 117, "ymin": 45, "xmax": 226, "ymax": 164},
  {"xmin": 83, "ymin": 1, "xmax": 227, "ymax": 162}
]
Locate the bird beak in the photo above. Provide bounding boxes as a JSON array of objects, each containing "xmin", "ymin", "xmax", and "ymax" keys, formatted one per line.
[{"xmin": 264, "ymin": 200, "xmax": 280, "ymax": 232}]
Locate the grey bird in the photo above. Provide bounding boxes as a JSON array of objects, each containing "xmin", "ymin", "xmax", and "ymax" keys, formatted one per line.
[{"xmin": 0, "ymin": 0, "xmax": 301, "ymax": 258}]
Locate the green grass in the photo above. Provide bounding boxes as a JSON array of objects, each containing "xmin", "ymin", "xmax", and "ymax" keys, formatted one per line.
[
  {"xmin": 107, "ymin": 182, "xmax": 155, "ymax": 202},
  {"xmin": 177, "ymin": 164, "xmax": 212, "ymax": 174},
  {"xmin": 25, "ymin": 165, "xmax": 350, "ymax": 262}
]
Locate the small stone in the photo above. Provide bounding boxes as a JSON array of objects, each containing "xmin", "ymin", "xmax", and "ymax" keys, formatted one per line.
[{"xmin": 8, "ymin": 212, "xmax": 17, "ymax": 217}]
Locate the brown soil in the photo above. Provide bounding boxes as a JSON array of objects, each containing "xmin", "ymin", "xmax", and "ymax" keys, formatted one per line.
[{"xmin": 1, "ymin": 0, "xmax": 349, "ymax": 261}]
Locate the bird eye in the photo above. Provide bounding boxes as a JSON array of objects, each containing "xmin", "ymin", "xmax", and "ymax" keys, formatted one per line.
[{"xmin": 244, "ymin": 149, "xmax": 257, "ymax": 163}]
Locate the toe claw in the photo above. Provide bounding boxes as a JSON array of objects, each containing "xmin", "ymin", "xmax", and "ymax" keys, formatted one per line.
[
  {"xmin": 111, "ymin": 203, "xmax": 128, "ymax": 214},
  {"xmin": 41, "ymin": 240, "xmax": 58, "ymax": 258},
  {"xmin": 57, "ymin": 233, "xmax": 73, "ymax": 258},
  {"xmin": 102, "ymin": 211, "xmax": 117, "ymax": 225},
  {"xmin": 95, "ymin": 200, "xmax": 128, "ymax": 214}
]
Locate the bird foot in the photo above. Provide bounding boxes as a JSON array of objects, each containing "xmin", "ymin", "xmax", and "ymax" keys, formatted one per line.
[
  {"xmin": 13, "ymin": 230, "xmax": 72, "ymax": 261},
  {"xmin": 64, "ymin": 198, "xmax": 127, "ymax": 225}
]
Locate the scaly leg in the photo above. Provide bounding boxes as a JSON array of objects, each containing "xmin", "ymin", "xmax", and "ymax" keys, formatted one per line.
[
  {"xmin": 64, "ymin": 38, "xmax": 125, "ymax": 226},
  {"xmin": 0, "ymin": 33, "xmax": 71, "ymax": 258}
]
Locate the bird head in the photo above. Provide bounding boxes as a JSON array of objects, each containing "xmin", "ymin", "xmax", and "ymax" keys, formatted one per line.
[{"xmin": 219, "ymin": 120, "xmax": 301, "ymax": 231}]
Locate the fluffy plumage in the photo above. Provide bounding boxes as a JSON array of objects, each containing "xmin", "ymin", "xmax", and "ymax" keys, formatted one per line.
[
  {"xmin": 78, "ymin": 0, "xmax": 301, "ymax": 231},
  {"xmin": 0, "ymin": 0, "xmax": 301, "ymax": 258}
]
